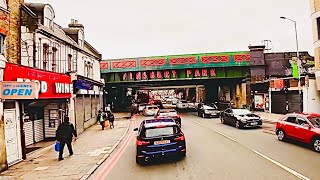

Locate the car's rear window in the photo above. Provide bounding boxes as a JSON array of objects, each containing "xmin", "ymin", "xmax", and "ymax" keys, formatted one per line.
[
  {"xmin": 145, "ymin": 126, "xmax": 179, "ymax": 138},
  {"xmin": 148, "ymin": 106, "xmax": 158, "ymax": 109},
  {"xmin": 160, "ymin": 109, "xmax": 176, "ymax": 113}
]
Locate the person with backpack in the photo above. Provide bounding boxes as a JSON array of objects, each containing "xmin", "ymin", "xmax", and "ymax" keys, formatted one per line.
[
  {"xmin": 56, "ymin": 116, "xmax": 77, "ymax": 161},
  {"xmin": 97, "ymin": 110, "xmax": 107, "ymax": 130}
]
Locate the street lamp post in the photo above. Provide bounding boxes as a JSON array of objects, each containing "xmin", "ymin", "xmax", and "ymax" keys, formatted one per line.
[
  {"xmin": 280, "ymin": 16, "xmax": 303, "ymax": 112},
  {"xmin": 280, "ymin": 16, "xmax": 301, "ymax": 95}
]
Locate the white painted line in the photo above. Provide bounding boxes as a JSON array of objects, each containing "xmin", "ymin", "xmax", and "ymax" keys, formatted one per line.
[
  {"xmin": 252, "ymin": 150, "xmax": 311, "ymax": 180},
  {"xmin": 192, "ymin": 120, "xmax": 237, "ymax": 142}
]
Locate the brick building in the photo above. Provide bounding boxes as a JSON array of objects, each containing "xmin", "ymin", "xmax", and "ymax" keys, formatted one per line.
[{"xmin": 0, "ymin": 0, "xmax": 23, "ymax": 172}]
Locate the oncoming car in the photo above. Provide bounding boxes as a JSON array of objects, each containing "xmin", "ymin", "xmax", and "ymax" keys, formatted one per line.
[
  {"xmin": 155, "ymin": 109, "xmax": 181, "ymax": 126},
  {"xmin": 143, "ymin": 105, "xmax": 159, "ymax": 116},
  {"xmin": 221, "ymin": 108, "xmax": 262, "ymax": 129},
  {"xmin": 134, "ymin": 119, "xmax": 186, "ymax": 164}
]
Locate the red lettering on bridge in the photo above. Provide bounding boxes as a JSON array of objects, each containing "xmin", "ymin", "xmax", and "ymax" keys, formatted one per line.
[{"xmin": 202, "ymin": 69, "xmax": 208, "ymax": 77}]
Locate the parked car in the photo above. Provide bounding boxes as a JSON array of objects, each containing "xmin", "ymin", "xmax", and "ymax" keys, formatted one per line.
[
  {"xmin": 134, "ymin": 118, "xmax": 186, "ymax": 165},
  {"xmin": 198, "ymin": 105, "xmax": 220, "ymax": 118},
  {"xmin": 276, "ymin": 113, "xmax": 320, "ymax": 152},
  {"xmin": 155, "ymin": 109, "xmax": 181, "ymax": 126},
  {"xmin": 176, "ymin": 100, "xmax": 188, "ymax": 109},
  {"xmin": 221, "ymin": 108, "xmax": 262, "ymax": 129},
  {"xmin": 143, "ymin": 105, "xmax": 159, "ymax": 116}
]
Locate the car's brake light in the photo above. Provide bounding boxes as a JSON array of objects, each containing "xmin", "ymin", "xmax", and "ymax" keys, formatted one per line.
[
  {"xmin": 176, "ymin": 115, "xmax": 180, "ymax": 119},
  {"xmin": 136, "ymin": 138, "xmax": 150, "ymax": 146},
  {"xmin": 174, "ymin": 134, "xmax": 185, "ymax": 141},
  {"xmin": 156, "ymin": 125, "xmax": 166, "ymax": 128}
]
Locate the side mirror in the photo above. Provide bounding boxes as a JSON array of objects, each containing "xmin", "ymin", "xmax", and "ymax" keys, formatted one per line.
[
  {"xmin": 303, "ymin": 124, "xmax": 311, "ymax": 129},
  {"xmin": 133, "ymin": 128, "xmax": 138, "ymax": 131}
]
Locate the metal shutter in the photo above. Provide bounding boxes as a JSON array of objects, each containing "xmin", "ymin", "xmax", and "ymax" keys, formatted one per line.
[
  {"xmin": 34, "ymin": 119, "xmax": 44, "ymax": 143},
  {"xmin": 24, "ymin": 121, "xmax": 33, "ymax": 146},
  {"xmin": 75, "ymin": 96, "xmax": 85, "ymax": 135},
  {"xmin": 287, "ymin": 91, "xmax": 302, "ymax": 113},
  {"xmin": 271, "ymin": 91, "xmax": 286, "ymax": 114}
]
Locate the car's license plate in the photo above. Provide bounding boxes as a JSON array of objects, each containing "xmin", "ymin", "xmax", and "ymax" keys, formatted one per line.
[
  {"xmin": 154, "ymin": 140, "xmax": 170, "ymax": 145},
  {"xmin": 251, "ymin": 122, "xmax": 258, "ymax": 125}
]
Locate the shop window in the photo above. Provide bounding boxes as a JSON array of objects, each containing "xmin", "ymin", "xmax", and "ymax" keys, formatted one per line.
[{"xmin": 4, "ymin": 101, "xmax": 15, "ymax": 109}]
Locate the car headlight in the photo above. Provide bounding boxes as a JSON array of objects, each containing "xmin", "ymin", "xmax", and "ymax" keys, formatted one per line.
[
  {"xmin": 204, "ymin": 110, "xmax": 209, "ymax": 113},
  {"xmin": 239, "ymin": 118, "xmax": 247, "ymax": 122}
]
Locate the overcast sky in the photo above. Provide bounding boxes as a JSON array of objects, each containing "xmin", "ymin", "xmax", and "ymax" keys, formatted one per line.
[{"xmin": 27, "ymin": 0, "xmax": 313, "ymax": 59}]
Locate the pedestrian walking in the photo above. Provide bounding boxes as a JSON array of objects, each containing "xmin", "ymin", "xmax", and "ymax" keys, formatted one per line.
[
  {"xmin": 97, "ymin": 110, "xmax": 107, "ymax": 130},
  {"xmin": 107, "ymin": 111, "xmax": 115, "ymax": 129},
  {"xmin": 56, "ymin": 116, "xmax": 77, "ymax": 161}
]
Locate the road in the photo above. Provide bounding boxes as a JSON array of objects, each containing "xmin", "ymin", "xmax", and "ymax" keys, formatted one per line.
[{"xmin": 90, "ymin": 112, "xmax": 320, "ymax": 180}]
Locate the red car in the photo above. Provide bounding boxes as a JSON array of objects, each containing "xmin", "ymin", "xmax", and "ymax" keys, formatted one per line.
[{"xmin": 276, "ymin": 112, "xmax": 320, "ymax": 152}]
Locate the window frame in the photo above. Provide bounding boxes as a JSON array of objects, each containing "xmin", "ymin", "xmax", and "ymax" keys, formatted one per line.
[{"xmin": 285, "ymin": 116, "xmax": 297, "ymax": 124}]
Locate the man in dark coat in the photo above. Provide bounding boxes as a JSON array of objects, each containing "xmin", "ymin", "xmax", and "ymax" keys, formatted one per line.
[
  {"xmin": 107, "ymin": 111, "xmax": 115, "ymax": 129},
  {"xmin": 56, "ymin": 116, "xmax": 77, "ymax": 161}
]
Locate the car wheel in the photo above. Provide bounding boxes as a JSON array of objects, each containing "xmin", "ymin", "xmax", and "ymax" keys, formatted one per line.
[
  {"xmin": 276, "ymin": 130, "xmax": 286, "ymax": 141},
  {"xmin": 312, "ymin": 138, "xmax": 320, "ymax": 152},
  {"xmin": 136, "ymin": 156, "xmax": 145, "ymax": 165},
  {"xmin": 235, "ymin": 121, "xmax": 242, "ymax": 129}
]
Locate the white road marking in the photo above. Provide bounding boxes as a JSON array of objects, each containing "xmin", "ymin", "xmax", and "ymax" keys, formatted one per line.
[
  {"xmin": 252, "ymin": 150, "xmax": 311, "ymax": 180},
  {"xmin": 191, "ymin": 120, "xmax": 237, "ymax": 142},
  {"xmin": 191, "ymin": 118, "xmax": 311, "ymax": 180}
]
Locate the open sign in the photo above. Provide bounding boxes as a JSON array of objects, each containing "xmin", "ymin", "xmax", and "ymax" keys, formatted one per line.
[{"xmin": 0, "ymin": 82, "xmax": 38, "ymax": 99}]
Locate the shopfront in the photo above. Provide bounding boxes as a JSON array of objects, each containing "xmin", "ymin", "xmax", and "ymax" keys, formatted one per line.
[
  {"xmin": 0, "ymin": 82, "xmax": 37, "ymax": 165},
  {"xmin": 73, "ymin": 76, "xmax": 103, "ymax": 135},
  {"xmin": 3, "ymin": 63, "xmax": 72, "ymax": 155}
]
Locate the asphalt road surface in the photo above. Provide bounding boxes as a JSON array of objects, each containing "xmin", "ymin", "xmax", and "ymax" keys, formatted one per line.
[{"xmin": 90, "ymin": 113, "xmax": 320, "ymax": 180}]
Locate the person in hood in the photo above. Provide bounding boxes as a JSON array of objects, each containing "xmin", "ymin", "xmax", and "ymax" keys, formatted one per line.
[{"xmin": 56, "ymin": 116, "xmax": 77, "ymax": 161}]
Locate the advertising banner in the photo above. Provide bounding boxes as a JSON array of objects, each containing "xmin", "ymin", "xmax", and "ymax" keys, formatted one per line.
[
  {"xmin": 0, "ymin": 82, "xmax": 38, "ymax": 99},
  {"xmin": 4, "ymin": 63, "xmax": 72, "ymax": 99}
]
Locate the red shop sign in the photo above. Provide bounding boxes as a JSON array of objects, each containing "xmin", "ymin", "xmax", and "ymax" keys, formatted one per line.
[{"xmin": 4, "ymin": 63, "xmax": 72, "ymax": 99}]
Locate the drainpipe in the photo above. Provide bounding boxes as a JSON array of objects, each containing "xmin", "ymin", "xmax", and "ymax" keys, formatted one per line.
[{"xmin": 32, "ymin": 32, "xmax": 36, "ymax": 68}]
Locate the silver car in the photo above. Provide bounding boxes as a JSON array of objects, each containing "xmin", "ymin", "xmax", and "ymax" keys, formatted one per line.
[{"xmin": 143, "ymin": 105, "xmax": 159, "ymax": 116}]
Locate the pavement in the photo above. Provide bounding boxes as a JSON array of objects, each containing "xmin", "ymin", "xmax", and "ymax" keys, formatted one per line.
[
  {"xmin": 0, "ymin": 116, "xmax": 130, "ymax": 180},
  {"xmin": 255, "ymin": 111, "xmax": 284, "ymax": 124},
  {"xmin": 91, "ymin": 113, "xmax": 320, "ymax": 180}
]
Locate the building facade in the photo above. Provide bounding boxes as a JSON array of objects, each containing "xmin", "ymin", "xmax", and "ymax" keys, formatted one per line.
[
  {"xmin": 248, "ymin": 45, "xmax": 319, "ymax": 114},
  {"xmin": 0, "ymin": 2, "xmax": 103, "ymax": 172},
  {"xmin": 0, "ymin": 0, "xmax": 24, "ymax": 172},
  {"xmin": 20, "ymin": 3, "xmax": 103, "ymax": 140},
  {"xmin": 310, "ymin": 0, "xmax": 320, "ymax": 90}
]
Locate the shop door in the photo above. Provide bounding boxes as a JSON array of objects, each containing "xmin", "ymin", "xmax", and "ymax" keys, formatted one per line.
[{"xmin": 4, "ymin": 110, "xmax": 20, "ymax": 165}]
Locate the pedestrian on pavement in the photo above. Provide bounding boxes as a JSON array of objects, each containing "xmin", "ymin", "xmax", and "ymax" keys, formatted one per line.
[
  {"xmin": 107, "ymin": 111, "xmax": 115, "ymax": 129},
  {"xmin": 130, "ymin": 105, "xmax": 136, "ymax": 118},
  {"xmin": 97, "ymin": 110, "xmax": 107, "ymax": 130},
  {"xmin": 56, "ymin": 116, "xmax": 77, "ymax": 161}
]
